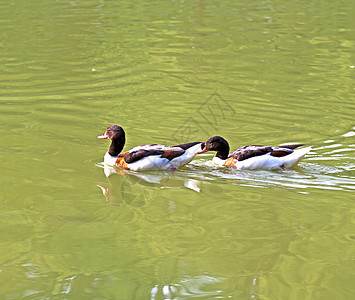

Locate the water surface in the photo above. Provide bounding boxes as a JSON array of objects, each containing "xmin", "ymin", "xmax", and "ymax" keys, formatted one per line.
[{"xmin": 1, "ymin": 0, "xmax": 354, "ymax": 299}]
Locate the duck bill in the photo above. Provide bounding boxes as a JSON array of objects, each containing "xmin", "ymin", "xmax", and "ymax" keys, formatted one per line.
[
  {"xmin": 97, "ymin": 133, "xmax": 108, "ymax": 139},
  {"xmin": 198, "ymin": 148, "xmax": 208, "ymax": 154}
]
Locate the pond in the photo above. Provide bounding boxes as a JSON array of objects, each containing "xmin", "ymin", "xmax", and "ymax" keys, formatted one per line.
[{"xmin": 0, "ymin": 0, "xmax": 354, "ymax": 298}]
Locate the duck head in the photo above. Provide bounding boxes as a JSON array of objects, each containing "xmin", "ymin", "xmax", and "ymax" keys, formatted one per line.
[
  {"xmin": 98, "ymin": 125, "xmax": 126, "ymax": 156},
  {"xmin": 98, "ymin": 125, "xmax": 124, "ymax": 139},
  {"xmin": 199, "ymin": 136, "xmax": 230, "ymax": 160}
]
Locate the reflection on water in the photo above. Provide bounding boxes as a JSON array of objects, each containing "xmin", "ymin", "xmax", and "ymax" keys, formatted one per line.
[
  {"xmin": 97, "ymin": 164, "xmax": 203, "ymax": 206},
  {"xmin": 151, "ymin": 275, "xmax": 224, "ymax": 299}
]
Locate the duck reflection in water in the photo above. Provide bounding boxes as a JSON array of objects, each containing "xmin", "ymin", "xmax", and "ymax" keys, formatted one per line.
[{"xmin": 97, "ymin": 164, "xmax": 202, "ymax": 206}]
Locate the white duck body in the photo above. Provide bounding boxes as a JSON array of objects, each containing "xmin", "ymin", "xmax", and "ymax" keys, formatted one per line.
[
  {"xmin": 98, "ymin": 125, "xmax": 203, "ymax": 171},
  {"xmin": 125, "ymin": 143, "xmax": 203, "ymax": 171},
  {"xmin": 203, "ymin": 136, "xmax": 312, "ymax": 170},
  {"xmin": 104, "ymin": 152, "xmax": 119, "ymax": 166},
  {"xmin": 215, "ymin": 146, "xmax": 312, "ymax": 170}
]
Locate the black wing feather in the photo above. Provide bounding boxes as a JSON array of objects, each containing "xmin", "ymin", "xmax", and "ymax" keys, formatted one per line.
[
  {"xmin": 230, "ymin": 145, "xmax": 273, "ymax": 161},
  {"xmin": 172, "ymin": 142, "xmax": 201, "ymax": 150},
  {"xmin": 280, "ymin": 144, "xmax": 305, "ymax": 150},
  {"xmin": 230, "ymin": 144, "xmax": 305, "ymax": 161},
  {"xmin": 124, "ymin": 149, "xmax": 165, "ymax": 164}
]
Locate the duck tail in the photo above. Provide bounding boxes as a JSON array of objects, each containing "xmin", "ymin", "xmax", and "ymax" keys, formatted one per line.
[{"xmin": 283, "ymin": 146, "xmax": 312, "ymax": 168}]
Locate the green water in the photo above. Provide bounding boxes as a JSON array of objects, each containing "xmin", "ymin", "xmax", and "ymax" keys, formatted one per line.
[{"xmin": 1, "ymin": 0, "xmax": 354, "ymax": 299}]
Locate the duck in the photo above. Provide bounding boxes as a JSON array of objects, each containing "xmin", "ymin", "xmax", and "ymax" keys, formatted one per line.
[
  {"xmin": 199, "ymin": 136, "xmax": 312, "ymax": 170},
  {"xmin": 98, "ymin": 125, "xmax": 204, "ymax": 171}
]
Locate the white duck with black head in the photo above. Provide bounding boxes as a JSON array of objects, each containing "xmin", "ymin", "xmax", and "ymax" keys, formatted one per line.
[
  {"xmin": 98, "ymin": 125, "xmax": 205, "ymax": 171},
  {"xmin": 199, "ymin": 136, "xmax": 312, "ymax": 170}
]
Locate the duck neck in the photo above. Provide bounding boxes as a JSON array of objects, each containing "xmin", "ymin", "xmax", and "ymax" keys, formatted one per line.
[
  {"xmin": 216, "ymin": 150, "xmax": 229, "ymax": 160},
  {"xmin": 216, "ymin": 141, "xmax": 230, "ymax": 160},
  {"xmin": 108, "ymin": 134, "xmax": 125, "ymax": 156}
]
